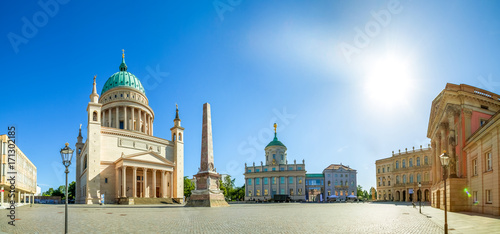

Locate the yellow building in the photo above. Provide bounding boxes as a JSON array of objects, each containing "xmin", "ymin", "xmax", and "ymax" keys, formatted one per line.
[
  {"xmin": 0, "ymin": 134, "xmax": 37, "ymax": 206},
  {"xmin": 376, "ymin": 146, "xmax": 432, "ymax": 202}
]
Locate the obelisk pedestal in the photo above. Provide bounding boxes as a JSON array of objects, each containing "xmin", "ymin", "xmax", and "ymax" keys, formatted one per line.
[{"xmin": 185, "ymin": 103, "xmax": 229, "ymax": 207}]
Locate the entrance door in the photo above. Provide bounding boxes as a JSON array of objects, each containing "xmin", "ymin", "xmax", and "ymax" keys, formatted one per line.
[
  {"xmin": 137, "ymin": 182, "xmax": 143, "ymax": 197},
  {"xmin": 156, "ymin": 187, "xmax": 160, "ymax": 198},
  {"xmin": 436, "ymin": 190, "xmax": 440, "ymax": 208},
  {"xmin": 402, "ymin": 191, "xmax": 406, "ymax": 201}
]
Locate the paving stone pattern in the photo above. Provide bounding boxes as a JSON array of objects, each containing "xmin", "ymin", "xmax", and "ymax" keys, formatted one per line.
[{"xmin": 1, "ymin": 203, "xmax": 443, "ymax": 233}]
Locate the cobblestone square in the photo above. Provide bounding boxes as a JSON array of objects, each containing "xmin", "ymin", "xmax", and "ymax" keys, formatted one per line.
[{"xmin": 0, "ymin": 202, "xmax": 449, "ymax": 233}]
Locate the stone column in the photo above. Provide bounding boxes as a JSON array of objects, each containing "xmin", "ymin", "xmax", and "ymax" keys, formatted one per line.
[
  {"xmin": 116, "ymin": 106, "xmax": 119, "ymax": 129},
  {"xmin": 152, "ymin": 169, "xmax": 157, "ymax": 198},
  {"xmin": 102, "ymin": 111, "xmax": 106, "ymax": 126},
  {"xmin": 170, "ymin": 172, "xmax": 173, "ymax": 197},
  {"xmin": 17, "ymin": 191, "xmax": 20, "ymax": 204},
  {"xmin": 464, "ymin": 109, "xmax": 473, "ymax": 138},
  {"xmin": 143, "ymin": 112, "xmax": 147, "ymax": 133},
  {"xmin": 133, "ymin": 167, "xmax": 137, "ymax": 197},
  {"xmin": 124, "ymin": 106, "xmax": 127, "ymax": 130},
  {"xmin": 131, "ymin": 107, "xmax": 135, "ymax": 130},
  {"xmin": 1, "ymin": 186, "xmax": 4, "ymax": 207},
  {"xmin": 151, "ymin": 117, "xmax": 153, "ymax": 135},
  {"xmin": 115, "ymin": 168, "xmax": 119, "ymax": 197},
  {"xmin": 440, "ymin": 123, "xmax": 447, "ymax": 178},
  {"xmin": 139, "ymin": 109, "xmax": 142, "ymax": 132},
  {"xmin": 143, "ymin": 168, "xmax": 148, "ymax": 198},
  {"xmin": 160, "ymin": 170, "xmax": 164, "ymax": 198},
  {"xmin": 122, "ymin": 166, "xmax": 127, "ymax": 197},
  {"xmin": 108, "ymin": 109, "xmax": 112, "ymax": 127},
  {"xmin": 23, "ymin": 192, "xmax": 26, "ymax": 203}
]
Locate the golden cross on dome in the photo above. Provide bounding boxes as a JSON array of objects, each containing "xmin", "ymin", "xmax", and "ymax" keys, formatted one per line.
[
  {"xmin": 122, "ymin": 49, "xmax": 125, "ymax": 58},
  {"xmin": 274, "ymin": 123, "xmax": 277, "ymax": 133},
  {"xmin": 93, "ymin": 75, "xmax": 96, "ymax": 83}
]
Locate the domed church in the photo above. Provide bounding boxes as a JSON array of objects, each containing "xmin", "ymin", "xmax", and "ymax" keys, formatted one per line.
[{"xmin": 74, "ymin": 51, "xmax": 184, "ymax": 204}]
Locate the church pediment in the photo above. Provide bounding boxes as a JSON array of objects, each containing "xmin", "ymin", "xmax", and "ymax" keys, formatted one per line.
[{"xmin": 117, "ymin": 151, "xmax": 175, "ymax": 166}]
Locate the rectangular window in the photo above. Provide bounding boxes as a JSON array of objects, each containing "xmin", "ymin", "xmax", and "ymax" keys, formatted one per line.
[
  {"xmin": 480, "ymin": 119, "xmax": 487, "ymax": 126},
  {"xmin": 264, "ymin": 178, "xmax": 268, "ymax": 185},
  {"xmin": 2, "ymin": 142, "xmax": 5, "ymax": 154},
  {"xmin": 256, "ymin": 178, "xmax": 260, "ymax": 185},
  {"xmin": 272, "ymin": 177, "xmax": 276, "ymax": 184},
  {"xmin": 486, "ymin": 190, "xmax": 492, "ymax": 204},
  {"xmin": 256, "ymin": 169, "xmax": 260, "ymax": 172},
  {"xmin": 264, "ymin": 189, "xmax": 268, "ymax": 195},
  {"xmin": 298, "ymin": 167, "xmax": 302, "ymax": 170},
  {"xmin": 280, "ymin": 177, "xmax": 285, "ymax": 184},
  {"xmin": 378, "ymin": 168, "xmax": 380, "ymax": 173},
  {"xmin": 289, "ymin": 177, "xmax": 293, "ymax": 184},
  {"xmin": 382, "ymin": 168, "xmax": 385, "ymax": 173},
  {"xmin": 272, "ymin": 168, "xmax": 276, "ymax": 171},
  {"xmin": 264, "ymin": 168, "xmax": 268, "ymax": 172},
  {"xmin": 473, "ymin": 159, "xmax": 477, "ymax": 175},
  {"xmin": 289, "ymin": 167, "xmax": 293, "ymax": 170},
  {"xmin": 119, "ymin": 121, "xmax": 124, "ymax": 129},
  {"xmin": 486, "ymin": 152, "xmax": 492, "ymax": 171},
  {"xmin": 105, "ymin": 178, "xmax": 108, "ymax": 183},
  {"xmin": 280, "ymin": 167, "xmax": 284, "ymax": 171},
  {"xmin": 280, "ymin": 188, "xmax": 285, "ymax": 194},
  {"xmin": 473, "ymin": 191, "xmax": 478, "ymax": 204},
  {"xmin": 247, "ymin": 178, "xmax": 252, "ymax": 185},
  {"xmin": 248, "ymin": 169, "xmax": 251, "ymax": 173}
]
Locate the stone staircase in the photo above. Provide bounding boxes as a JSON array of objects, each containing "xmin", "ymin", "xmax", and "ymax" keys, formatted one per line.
[{"xmin": 132, "ymin": 197, "xmax": 176, "ymax": 205}]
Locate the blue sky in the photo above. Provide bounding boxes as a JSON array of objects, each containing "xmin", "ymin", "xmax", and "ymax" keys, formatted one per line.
[{"xmin": 2, "ymin": 0, "xmax": 500, "ymax": 192}]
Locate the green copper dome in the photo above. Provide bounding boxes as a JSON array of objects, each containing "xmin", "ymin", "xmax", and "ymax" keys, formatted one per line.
[
  {"xmin": 101, "ymin": 54, "xmax": 146, "ymax": 95},
  {"xmin": 266, "ymin": 133, "xmax": 286, "ymax": 148}
]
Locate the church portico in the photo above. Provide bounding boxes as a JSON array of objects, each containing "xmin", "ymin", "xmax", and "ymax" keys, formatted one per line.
[{"xmin": 114, "ymin": 152, "xmax": 174, "ymax": 203}]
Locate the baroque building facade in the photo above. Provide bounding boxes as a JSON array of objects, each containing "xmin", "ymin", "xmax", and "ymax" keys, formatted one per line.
[
  {"xmin": 323, "ymin": 164, "xmax": 357, "ymax": 200},
  {"xmin": 428, "ymin": 83, "xmax": 500, "ymax": 215},
  {"xmin": 375, "ymin": 146, "xmax": 432, "ymax": 202},
  {"xmin": 0, "ymin": 134, "xmax": 37, "ymax": 207},
  {"xmin": 244, "ymin": 124, "xmax": 306, "ymax": 201},
  {"xmin": 75, "ymin": 52, "xmax": 184, "ymax": 204}
]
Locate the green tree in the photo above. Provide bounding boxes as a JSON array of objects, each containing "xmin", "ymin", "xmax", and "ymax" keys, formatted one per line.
[
  {"xmin": 68, "ymin": 181, "xmax": 76, "ymax": 200},
  {"xmin": 220, "ymin": 175, "xmax": 236, "ymax": 201},
  {"xmin": 184, "ymin": 176, "xmax": 195, "ymax": 197},
  {"xmin": 42, "ymin": 188, "xmax": 55, "ymax": 196},
  {"xmin": 357, "ymin": 185, "xmax": 363, "ymax": 197}
]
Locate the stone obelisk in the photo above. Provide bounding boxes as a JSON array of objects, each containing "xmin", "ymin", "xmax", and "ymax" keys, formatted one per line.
[{"xmin": 185, "ymin": 103, "xmax": 229, "ymax": 207}]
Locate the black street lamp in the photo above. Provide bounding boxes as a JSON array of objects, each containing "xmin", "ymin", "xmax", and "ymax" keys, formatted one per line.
[
  {"xmin": 418, "ymin": 182, "xmax": 422, "ymax": 214},
  {"xmin": 440, "ymin": 150, "xmax": 450, "ymax": 234},
  {"xmin": 60, "ymin": 143, "xmax": 74, "ymax": 234}
]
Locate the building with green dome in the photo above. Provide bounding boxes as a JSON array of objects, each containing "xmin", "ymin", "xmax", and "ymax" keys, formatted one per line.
[
  {"xmin": 244, "ymin": 124, "xmax": 306, "ymax": 201},
  {"xmin": 74, "ymin": 52, "xmax": 185, "ymax": 204}
]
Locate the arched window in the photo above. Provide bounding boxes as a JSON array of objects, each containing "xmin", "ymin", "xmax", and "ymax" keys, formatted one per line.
[
  {"xmin": 83, "ymin": 155, "xmax": 88, "ymax": 170},
  {"xmin": 424, "ymin": 156, "xmax": 428, "ymax": 165},
  {"xmin": 179, "ymin": 133, "xmax": 182, "ymax": 141},
  {"xmin": 410, "ymin": 174, "xmax": 414, "ymax": 183},
  {"xmin": 396, "ymin": 176, "xmax": 400, "ymax": 183},
  {"xmin": 409, "ymin": 158, "xmax": 413, "ymax": 167},
  {"xmin": 396, "ymin": 161, "xmax": 399, "ymax": 169},
  {"xmin": 403, "ymin": 175, "xmax": 407, "ymax": 183},
  {"xmin": 402, "ymin": 160, "xmax": 406, "ymax": 168},
  {"xmin": 417, "ymin": 157, "xmax": 420, "ymax": 166},
  {"xmin": 173, "ymin": 133, "xmax": 176, "ymax": 141},
  {"xmin": 93, "ymin": 111, "xmax": 98, "ymax": 121},
  {"xmin": 417, "ymin": 173, "xmax": 421, "ymax": 182}
]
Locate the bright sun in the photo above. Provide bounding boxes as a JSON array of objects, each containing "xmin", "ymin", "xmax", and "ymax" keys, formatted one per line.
[{"xmin": 364, "ymin": 55, "xmax": 413, "ymax": 109}]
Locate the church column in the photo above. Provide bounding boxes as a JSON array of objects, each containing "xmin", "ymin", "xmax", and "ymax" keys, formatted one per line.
[
  {"xmin": 122, "ymin": 166, "xmax": 127, "ymax": 197},
  {"xmin": 115, "ymin": 168, "xmax": 119, "ymax": 197},
  {"xmin": 152, "ymin": 169, "xmax": 157, "ymax": 198},
  {"xmin": 116, "ymin": 106, "xmax": 119, "ymax": 129},
  {"xmin": 143, "ymin": 168, "xmax": 148, "ymax": 198},
  {"xmin": 143, "ymin": 111, "xmax": 147, "ymax": 133},
  {"xmin": 108, "ymin": 109, "xmax": 112, "ymax": 127},
  {"xmin": 124, "ymin": 106, "xmax": 128, "ymax": 130},
  {"xmin": 23, "ymin": 192, "xmax": 26, "ymax": 203},
  {"xmin": 138, "ymin": 109, "xmax": 142, "ymax": 132},
  {"xmin": 440, "ymin": 123, "xmax": 447, "ymax": 178},
  {"xmin": 131, "ymin": 107, "xmax": 135, "ymax": 130},
  {"xmin": 162, "ymin": 171, "xmax": 167, "ymax": 198},
  {"xmin": 132, "ymin": 167, "xmax": 137, "ymax": 197},
  {"xmin": 102, "ymin": 111, "xmax": 105, "ymax": 126},
  {"xmin": 170, "ymin": 172, "xmax": 173, "ymax": 198},
  {"xmin": 150, "ymin": 117, "xmax": 153, "ymax": 135}
]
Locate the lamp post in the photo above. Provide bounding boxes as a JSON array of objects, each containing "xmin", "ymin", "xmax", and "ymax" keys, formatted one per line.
[
  {"xmin": 60, "ymin": 143, "xmax": 74, "ymax": 234},
  {"xmin": 418, "ymin": 182, "xmax": 422, "ymax": 214},
  {"xmin": 440, "ymin": 150, "xmax": 450, "ymax": 234}
]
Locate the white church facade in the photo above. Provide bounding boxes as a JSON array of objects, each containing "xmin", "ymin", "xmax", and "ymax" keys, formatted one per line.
[{"xmin": 75, "ymin": 52, "xmax": 184, "ymax": 204}]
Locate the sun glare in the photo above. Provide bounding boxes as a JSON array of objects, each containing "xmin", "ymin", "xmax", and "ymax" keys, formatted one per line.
[{"xmin": 364, "ymin": 56, "xmax": 413, "ymax": 109}]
